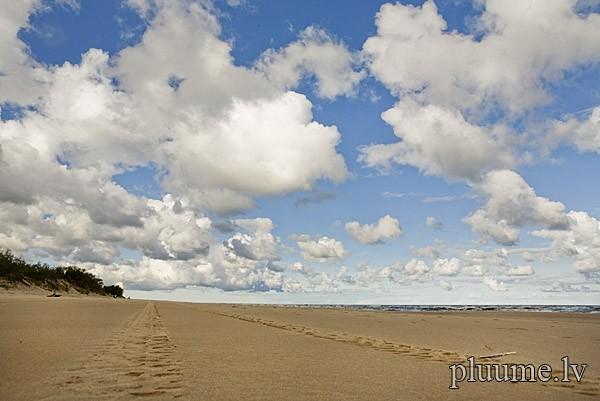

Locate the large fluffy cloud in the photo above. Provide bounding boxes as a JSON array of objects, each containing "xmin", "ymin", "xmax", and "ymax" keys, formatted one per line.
[
  {"xmin": 2, "ymin": 0, "xmax": 351, "ymax": 211},
  {"xmin": 359, "ymin": 99, "xmax": 515, "ymax": 180},
  {"xmin": 2, "ymin": 0, "xmax": 599, "ymax": 295},
  {"xmin": 533, "ymin": 211, "xmax": 600, "ymax": 273},
  {"xmin": 122, "ymin": 195, "xmax": 212, "ymax": 261},
  {"xmin": 87, "ymin": 215, "xmax": 286, "ymax": 291},
  {"xmin": 363, "ymin": 0, "xmax": 600, "ymax": 114},
  {"xmin": 465, "ymin": 170, "xmax": 568, "ymax": 245},
  {"xmin": 464, "ymin": 170, "xmax": 600, "ymax": 275},
  {"xmin": 345, "ymin": 214, "xmax": 401, "ymax": 245},
  {"xmin": 162, "ymin": 92, "xmax": 347, "ymax": 212},
  {"xmin": 0, "ymin": 0, "xmax": 359, "ymax": 291},
  {"xmin": 116, "ymin": 0, "xmax": 349, "ymax": 212},
  {"xmin": 0, "ymin": 0, "xmax": 53, "ymax": 105},
  {"xmin": 359, "ymin": 0, "xmax": 600, "ymax": 182}
]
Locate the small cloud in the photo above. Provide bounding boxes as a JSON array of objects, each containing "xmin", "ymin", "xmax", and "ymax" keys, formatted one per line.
[
  {"xmin": 345, "ymin": 215, "xmax": 402, "ymax": 245},
  {"xmin": 483, "ymin": 277, "xmax": 507, "ymax": 292},
  {"xmin": 432, "ymin": 258, "xmax": 460, "ymax": 276},
  {"xmin": 423, "ymin": 193, "xmax": 476, "ymax": 203},
  {"xmin": 504, "ymin": 265, "xmax": 535, "ymax": 276},
  {"xmin": 423, "ymin": 195, "xmax": 457, "ymax": 203},
  {"xmin": 426, "ymin": 216, "xmax": 443, "ymax": 230},
  {"xmin": 294, "ymin": 191, "xmax": 337, "ymax": 207},
  {"xmin": 286, "ymin": 20, "xmax": 295, "ymax": 33},
  {"xmin": 289, "ymin": 262, "xmax": 314, "ymax": 277},
  {"xmin": 413, "ymin": 239, "xmax": 445, "ymax": 259},
  {"xmin": 542, "ymin": 281, "xmax": 599, "ymax": 293},
  {"xmin": 226, "ymin": 0, "xmax": 244, "ymax": 7},
  {"xmin": 382, "ymin": 191, "xmax": 421, "ymax": 199},
  {"xmin": 439, "ymin": 280, "xmax": 455, "ymax": 291},
  {"xmin": 295, "ymin": 235, "xmax": 347, "ymax": 262},
  {"xmin": 362, "ymin": 87, "xmax": 381, "ymax": 104}
]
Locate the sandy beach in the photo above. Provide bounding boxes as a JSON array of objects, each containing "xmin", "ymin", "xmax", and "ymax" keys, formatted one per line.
[{"xmin": 1, "ymin": 295, "xmax": 599, "ymax": 400}]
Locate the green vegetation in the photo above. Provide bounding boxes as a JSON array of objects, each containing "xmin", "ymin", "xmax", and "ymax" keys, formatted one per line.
[
  {"xmin": 0, "ymin": 249, "xmax": 124, "ymax": 297},
  {"xmin": 102, "ymin": 284, "xmax": 124, "ymax": 298}
]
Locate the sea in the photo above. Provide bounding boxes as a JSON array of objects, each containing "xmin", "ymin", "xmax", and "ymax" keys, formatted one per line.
[{"xmin": 275, "ymin": 304, "xmax": 600, "ymax": 313}]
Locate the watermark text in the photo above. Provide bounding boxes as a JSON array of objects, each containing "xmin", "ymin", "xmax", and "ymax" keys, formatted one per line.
[{"xmin": 449, "ymin": 356, "xmax": 587, "ymax": 389}]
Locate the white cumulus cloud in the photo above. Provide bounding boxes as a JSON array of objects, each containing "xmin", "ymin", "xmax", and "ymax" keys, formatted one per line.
[
  {"xmin": 295, "ymin": 235, "xmax": 347, "ymax": 262},
  {"xmin": 345, "ymin": 214, "xmax": 401, "ymax": 245},
  {"xmin": 257, "ymin": 26, "xmax": 365, "ymax": 100},
  {"xmin": 465, "ymin": 170, "xmax": 568, "ymax": 245},
  {"xmin": 359, "ymin": 99, "xmax": 515, "ymax": 181},
  {"xmin": 0, "ymin": 0, "xmax": 357, "ymax": 291},
  {"xmin": 363, "ymin": 0, "xmax": 600, "ymax": 114},
  {"xmin": 483, "ymin": 277, "xmax": 507, "ymax": 292},
  {"xmin": 533, "ymin": 211, "xmax": 600, "ymax": 274},
  {"xmin": 432, "ymin": 258, "xmax": 461, "ymax": 276}
]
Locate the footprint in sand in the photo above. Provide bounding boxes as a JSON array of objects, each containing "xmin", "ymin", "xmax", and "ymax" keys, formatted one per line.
[
  {"xmin": 43, "ymin": 302, "xmax": 188, "ymax": 400},
  {"xmin": 214, "ymin": 311, "xmax": 464, "ymax": 366},
  {"xmin": 212, "ymin": 310, "xmax": 600, "ymax": 398}
]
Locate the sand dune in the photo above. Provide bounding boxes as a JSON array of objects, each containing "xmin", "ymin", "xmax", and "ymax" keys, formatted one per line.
[{"xmin": 1, "ymin": 295, "xmax": 599, "ymax": 400}]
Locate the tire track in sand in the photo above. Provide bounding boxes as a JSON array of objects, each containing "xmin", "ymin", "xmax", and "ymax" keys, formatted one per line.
[{"xmin": 46, "ymin": 302, "xmax": 188, "ymax": 400}]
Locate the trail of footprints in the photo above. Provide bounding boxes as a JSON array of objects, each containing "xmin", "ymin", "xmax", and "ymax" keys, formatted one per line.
[
  {"xmin": 48, "ymin": 302, "xmax": 188, "ymax": 400},
  {"xmin": 216, "ymin": 311, "xmax": 600, "ymax": 397},
  {"xmin": 540, "ymin": 369, "xmax": 600, "ymax": 397},
  {"xmin": 214, "ymin": 311, "xmax": 465, "ymax": 364}
]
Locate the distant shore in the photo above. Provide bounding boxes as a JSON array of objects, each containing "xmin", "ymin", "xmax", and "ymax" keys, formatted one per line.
[{"xmin": 1, "ymin": 293, "xmax": 599, "ymax": 400}]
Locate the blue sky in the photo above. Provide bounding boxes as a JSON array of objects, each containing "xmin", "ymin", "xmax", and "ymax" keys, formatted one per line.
[{"xmin": 1, "ymin": 0, "xmax": 600, "ymax": 304}]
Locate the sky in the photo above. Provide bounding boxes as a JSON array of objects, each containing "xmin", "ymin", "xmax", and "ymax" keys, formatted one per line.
[{"xmin": 1, "ymin": 0, "xmax": 600, "ymax": 304}]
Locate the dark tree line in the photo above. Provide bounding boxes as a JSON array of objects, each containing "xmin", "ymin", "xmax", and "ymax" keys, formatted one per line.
[{"xmin": 0, "ymin": 249, "xmax": 124, "ymax": 297}]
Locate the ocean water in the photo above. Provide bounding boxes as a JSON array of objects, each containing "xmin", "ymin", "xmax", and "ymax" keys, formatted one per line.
[{"xmin": 276, "ymin": 304, "xmax": 600, "ymax": 313}]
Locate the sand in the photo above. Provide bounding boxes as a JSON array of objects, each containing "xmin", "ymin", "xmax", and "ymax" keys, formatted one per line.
[{"xmin": 1, "ymin": 295, "xmax": 599, "ymax": 400}]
